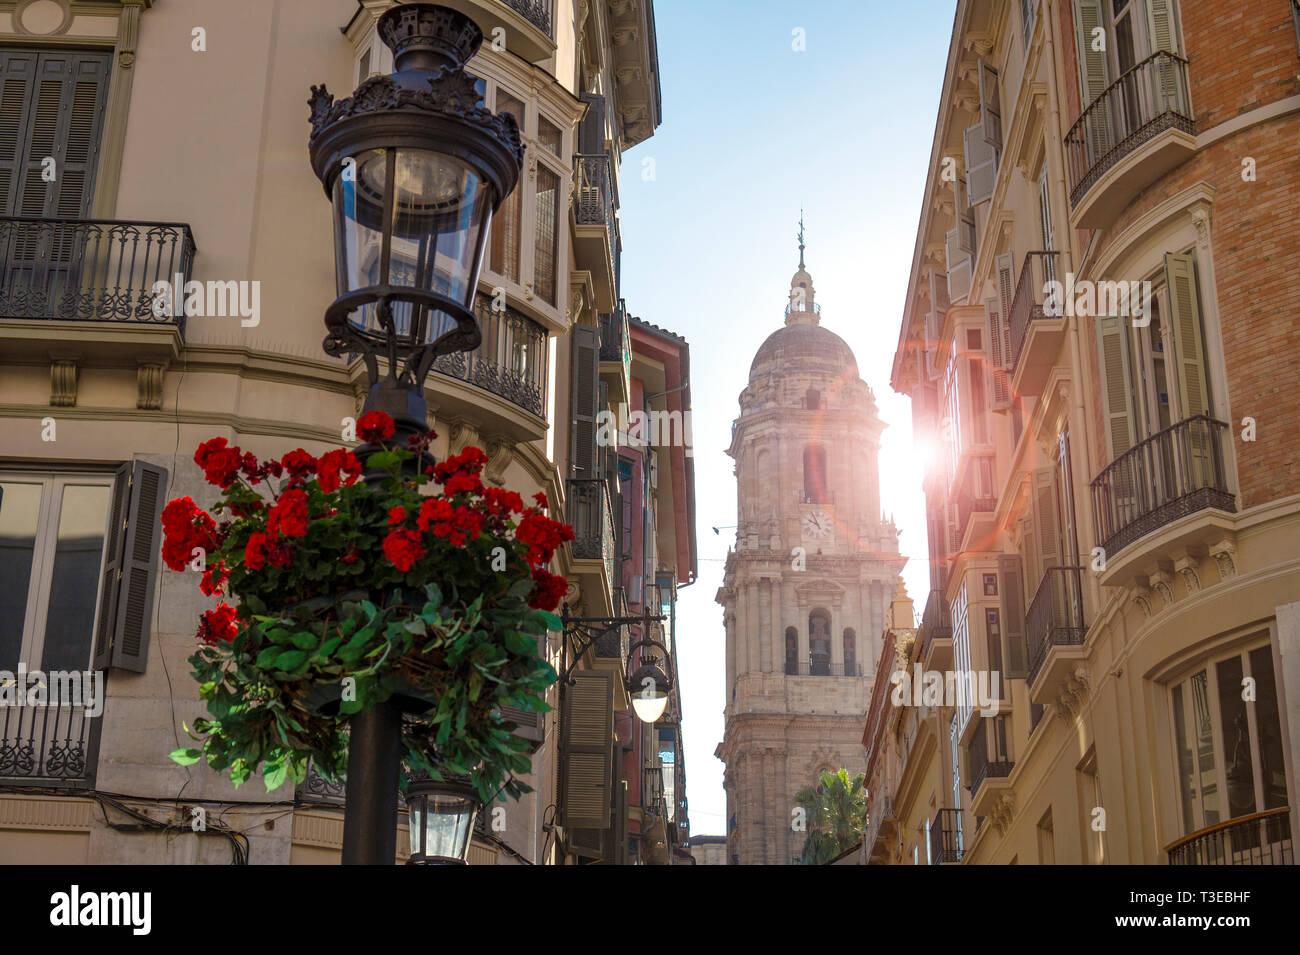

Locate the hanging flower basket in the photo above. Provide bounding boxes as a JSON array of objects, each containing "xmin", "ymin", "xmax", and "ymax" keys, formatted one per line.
[{"xmin": 163, "ymin": 411, "xmax": 573, "ymax": 804}]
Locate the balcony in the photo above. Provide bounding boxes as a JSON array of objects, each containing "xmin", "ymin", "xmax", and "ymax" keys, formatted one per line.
[
  {"xmin": 1166, "ymin": 808, "xmax": 1293, "ymax": 865},
  {"xmin": 784, "ymin": 661, "xmax": 863, "ymax": 677},
  {"xmin": 865, "ymin": 795, "xmax": 899, "ymax": 864},
  {"xmin": 598, "ymin": 304, "xmax": 631, "ymax": 405},
  {"xmin": 784, "ymin": 301, "xmax": 821, "ymax": 319},
  {"xmin": 1027, "ymin": 566, "xmax": 1087, "ymax": 703},
  {"xmin": 1065, "ymin": 51, "xmax": 1195, "ymax": 229},
  {"xmin": 437, "ymin": 0, "xmax": 554, "ymax": 62},
  {"xmin": 967, "ymin": 715, "xmax": 1013, "ymax": 818},
  {"xmin": 573, "ymin": 154, "xmax": 621, "ymax": 310},
  {"xmin": 1007, "ymin": 251, "xmax": 1061, "ymax": 396},
  {"xmin": 953, "ymin": 485, "xmax": 997, "ymax": 552},
  {"xmin": 0, "ymin": 703, "xmax": 100, "ymax": 789},
  {"xmin": 429, "ymin": 294, "xmax": 549, "ymax": 439},
  {"xmin": 1090, "ymin": 416, "xmax": 1235, "ymax": 584},
  {"xmin": 0, "ymin": 216, "xmax": 194, "ymax": 364},
  {"xmin": 929, "ymin": 807, "xmax": 964, "ymax": 864},
  {"xmin": 567, "ymin": 478, "xmax": 618, "ymax": 597},
  {"xmin": 922, "ymin": 588, "xmax": 953, "ymax": 671}
]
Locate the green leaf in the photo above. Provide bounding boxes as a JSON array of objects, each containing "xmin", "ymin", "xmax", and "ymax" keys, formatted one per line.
[
  {"xmin": 505, "ymin": 631, "xmax": 538, "ymax": 655},
  {"xmin": 256, "ymin": 646, "xmax": 282, "ymax": 669},
  {"xmin": 290, "ymin": 631, "xmax": 319, "ymax": 651},
  {"xmin": 273, "ymin": 650, "xmax": 308, "ymax": 673},
  {"xmin": 536, "ymin": 611, "xmax": 563, "ymax": 632},
  {"xmin": 169, "ymin": 748, "xmax": 202, "ymax": 766},
  {"xmin": 264, "ymin": 761, "xmax": 289, "ymax": 792},
  {"xmin": 507, "ymin": 578, "xmax": 533, "ymax": 600}
]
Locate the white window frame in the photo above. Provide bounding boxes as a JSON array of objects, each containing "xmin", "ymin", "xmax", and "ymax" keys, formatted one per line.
[{"xmin": 1, "ymin": 471, "xmax": 114, "ymax": 671}]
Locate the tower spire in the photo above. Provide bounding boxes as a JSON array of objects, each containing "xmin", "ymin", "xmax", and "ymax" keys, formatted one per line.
[{"xmin": 797, "ymin": 209, "xmax": 805, "ymax": 270}]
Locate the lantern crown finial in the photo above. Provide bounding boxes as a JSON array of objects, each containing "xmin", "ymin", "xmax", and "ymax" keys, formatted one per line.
[{"xmin": 378, "ymin": 3, "xmax": 483, "ymax": 75}]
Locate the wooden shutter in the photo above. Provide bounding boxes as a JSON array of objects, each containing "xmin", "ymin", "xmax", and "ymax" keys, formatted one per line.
[
  {"xmin": 1095, "ymin": 316, "xmax": 1136, "ymax": 460},
  {"xmin": 612, "ymin": 779, "xmax": 629, "ymax": 865},
  {"xmin": 578, "ymin": 93, "xmax": 605, "ymax": 155},
  {"xmin": 988, "ymin": 253, "xmax": 1014, "ymax": 406},
  {"xmin": 1034, "ymin": 467, "xmax": 1061, "ymax": 575},
  {"xmin": 0, "ymin": 51, "xmax": 38, "ymax": 215},
  {"xmin": 964, "ymin": 123, "xmax": 999, "ymax": 206},
  {"xmin": 560, "ymin": 668, "xmax": 614, "ymax": 830},
  {"xmin": 980, "ymin": 60, "xmax": 1002, "ymax": 148},
  {"xmin": 1146, "ymin": 0, "xmax": 1183, "ymax": 111},
  {"xmin": 91, "ymin": 463, "xmax": 132, "ymax": 671},
  {"xmin": 110, "ymin": 461, "xmax": 167, "ymax": 672},
  {"xmin": 1073, "ymin": 0, "xmax": 1112, "ymax": 160},
  {"xmin": 1146, "ymin": 0, "xmax": 1179, "ymax": 53},
  {"xmin": 17, "ymin": 52, "xmax": 111, "ymax": 219},
  {"xmin": 999, "ymin": 555, "xmax": 1027, "ymax": 678},
  {"xmin": 569, "ymin": 323, "xmax": 601, "ymax": 478},
  {"xmin": 1165, "ymin": 252, "xmax": 1213, "ymax": 484}
]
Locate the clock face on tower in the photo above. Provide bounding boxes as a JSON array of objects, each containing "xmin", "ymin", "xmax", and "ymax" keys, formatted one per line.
[{"xmin": 801, "ymin": 509, "xmax": 833, "ymax": 540}]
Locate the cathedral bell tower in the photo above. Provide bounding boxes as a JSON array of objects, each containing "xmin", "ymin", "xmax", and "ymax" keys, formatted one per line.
[{"xmin": 715, "ymin": 231, "xmax": 904, "ymax": 865}]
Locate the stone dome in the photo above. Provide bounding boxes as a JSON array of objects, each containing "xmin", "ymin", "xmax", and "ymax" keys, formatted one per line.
[{"xmin": 749, "ymin": 322, "xmax": 858, "ymax": 380}]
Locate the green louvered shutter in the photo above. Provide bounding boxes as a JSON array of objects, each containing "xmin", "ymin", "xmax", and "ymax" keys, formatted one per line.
[
  {"xmin": 91, "ymin": 462, "xmax": 132, "ymax": 671},
  {"xmin": 560, "ymin": 668, "xmax": 614, "ymax": 833},
  {"xmin": 1146, "ymin": 0, "xmax": 1184, "ymax": 112},
  {"xmin": 1165, "ymin": 252, "xmax": 1213, "ymax": 486},
  {"xmin": 110, "ymin": 461, "xmax": 167, "ymax": 672},
  {"xmin": 1073, "ymin": 0, "xmax": 1112, "ymax": 163}
]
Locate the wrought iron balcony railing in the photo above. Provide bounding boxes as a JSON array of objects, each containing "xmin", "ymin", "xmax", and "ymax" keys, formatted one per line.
[
  {"xmin": 1090, "ymin": 415, "xmax": 1234, "ymax": 558},
  {"xmin": 1007, "ymin": 250, "xmax": 1059, "ymax": 374},
  {"xmin": 498, "ymin": 0, "xmax": 553, "ymax": 37},
  {"xmin": 573, "ymin": 153, "xmax": 620, "ymax": 288},
  {"xmin": 1026, "ymin": 565, "xmax": 1087, "ymax": 685},
  {"xmin": 929, "ymin": 807, "xmax": 964, "ymax": 864},
  {"xmin": 598, "ymin": 303, "xmax": 630, "ymax": 365},
  {"xmin": 922, "ymin": 588, "xmax": 953, "ymax": 656},
  {"xmin": 0, "ymin": 217, "xmax": 195, "ymax": 329},
  {"xmin": 784, "ymin": 301, "xmax": 821, "ymax": 317},
  {"xmin": 1166, "ymin": 807, "xmax": 1293, "ymax": 865},
  {"xmin": 567, "ymin": 478, "xmax": 617, "ymax": 584},
  {"xmin": 0, "ymin": 702, "xmax": 99, "ymax": 788},
  {"xmin": 1065, "ymin": 51, "xmax": 1193, "ymax": 207},
  {"xmin": 968, "ymin": 715, "xmax": 1013, "ymax": 795},
  {"xmin": 431, "ymin": 294, "xmax": 548, "ymax": 419}
]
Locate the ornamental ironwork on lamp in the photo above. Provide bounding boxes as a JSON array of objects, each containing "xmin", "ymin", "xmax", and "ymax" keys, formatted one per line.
[
  {"xmin": 308, "ymin": 2, "xmax": 525, "ymax": 432},
  {"xmin": 406, "ymin": 770, "xmax": 479, "ymax": 865}
]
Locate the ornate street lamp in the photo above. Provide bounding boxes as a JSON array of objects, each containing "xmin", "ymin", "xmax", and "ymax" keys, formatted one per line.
[
  {"xmin": 406, "ymin": 772, "xmax": 479, "ymax": 865},
  {"xmin": 626, "ymin": 643, "xmax": 672, "ymax": 724},
  {"xmin": 305, "ymin": 2, "xmax": 523, "ymax": 866},
  {"xmin": 308, "ymin": 2, "xmax": 524, "ymax": 438}
]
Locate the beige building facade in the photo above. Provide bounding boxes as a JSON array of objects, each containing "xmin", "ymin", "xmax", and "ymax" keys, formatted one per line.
[
  {"xmin": 716, "ymin": 256, "xmax": 904, "ymax": 865},
  {"xmin": 873, "ymin": 0, "xmax": 1300, "ymax": 865},
  {"xmin": 0, "ymin": 0, "xmax": 676, "ymax": 865}
]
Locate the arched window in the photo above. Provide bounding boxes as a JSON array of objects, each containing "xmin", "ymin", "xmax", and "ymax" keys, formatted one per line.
[
  {"xmin": 809, "ymin": 610, "xmax": 831, "ymax": 676},
  {"xmin": 803, "ymin": 444, "xmax": 828, "ymax": 504},
  {"xmin": 843, "ymin": 628, "xmax": 857, "ymax": 677},
  {"xmin": 784, "ymin": 627, "xmax": 799, "ymax": 675}
]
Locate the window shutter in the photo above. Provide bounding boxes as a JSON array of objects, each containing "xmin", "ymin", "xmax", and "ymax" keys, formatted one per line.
[
  {"xmin": 1095, "ymin": 316, "xmax": 1136, "ymax": 461},
  {"xmin": 945, "ymin": 178, "xmax": 976, "ymax": 302},
  {"xmin": 926, "ymin": 270, "xmax": 949, "ymax": 380},
  {"xmin": 110, "ymin": 461, "xmax": 167, "ymax": 672},
  {"xmin": 980, "ymin": 61, "xmax": 1002, "ymax": 148},
  {"xmin": 612, "ymin": 779, "xmax": 629, "ymax": 865},
  {"xmin": 1073, "ymin": 0, "xmax": 1112, "ymax": 159},
  {"xmin": 964, "ymin": 123, "xmax": 999, "ymax": 205},
  {"xmin": 91, "ymin": 462, "xmax": 132, "ymax": 671},
  {"xmin": 1034, "ymin": 467, "xmax": 1061, "ymax": 577},
  {"xmin": 578, "ymin": 93, "xmax": 605, "ymax": 155},
  {"xmin": 999, "ymin": 555, "xmax": 1027, "ymax": 678},
  {"xmin": 560, "ymin": 668, "xmax": 614, "ymax": 831},
  {"xmin": 569, "ymin": 323, "xmax": 601, "ymax": 478},
  {"xmin": 1164, "ymin": 253, "xmax": 1209, "ymax": 420},
  {"xmin": 18, "ymin": 52, "xmax": 111, "ymax": 219},
  {"xmin": 0, "ymin": 51, "xmax": 37, "ymax": 215},
  {"xmin": 988, "ymin": 253, "xmax": 1014, "ymax": 407},
  {"xmin": 1146, "ymin": 0, "xmax": 1179, "ymax": 53}
]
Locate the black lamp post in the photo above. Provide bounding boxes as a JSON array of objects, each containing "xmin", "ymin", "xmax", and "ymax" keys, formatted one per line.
[
  {"xmin": 306, "ymin": 2, "xmax": 523, "ymax": 865},
  {"xmin": 309, "ymin": 1, "xmax": 524, "ymax": 443}
]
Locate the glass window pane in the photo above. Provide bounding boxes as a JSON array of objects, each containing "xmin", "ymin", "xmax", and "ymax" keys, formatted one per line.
[
  {"xmin": 533, "ymin": 166, "xmax": 559, "ymax": 305},
  {"xmin": 0, "ymin": 482, "xmax": 42, "ymax": 671},
  {"xmin": 42, "ymin": 484, "xmax": 111, "ymax": 673},
  {"xmin": 490, "ymin": 93, "xmax": 525, "ymax": 283},
  {"xmin": 538, "ymin": 116, "xmax": 562, "ymax": 156},
  {"xmin": 1171, "ymin": 683, "xmax": 1197, "ymax": 832},
  {"xmin": 1189, "ymin": 669, "xmax": 1219, "ymax": 825},
  {"xmin": 1248, "ymin": 646, "xmax": 1289, "ymax": 811},
  {"xmin": 1216, "ymin": 654, "xmax": 1257, "ymax": 818}
]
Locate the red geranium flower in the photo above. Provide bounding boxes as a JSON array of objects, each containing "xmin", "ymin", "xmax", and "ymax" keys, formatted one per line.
[
  {"xmin": 483, "ymin": 487, "xmax": 525, "ymax": 516},
  {"xmin": 515, "ymin": 511, "xmax": 575, "ymax": 566},
  {"xmin": 532, "ymin": 491, "xmax": 548, "ymax": 510},
  {"xmin": 194, "ymin": 437, "xmax": 244, "ymax": 489},
  {"xmin": 387, "ymin": 506, "xmax": 407, "ymax": 526},
  {"xmin": 357, "ymin": 410, "xmax": 396, "ymax": 443},
  {"xmin": 199, "ymin": 561, "xmax": 228, "ymax": 597},
  {"xmin": 244, "ymin": 532, "xmax": 269, "ymax": 570},
  {"xmin": 527, "ymin": 567, "xmax": 568, "ymax": 610},
  {"xmin": 382, "ymin": 527, "xmax": 425, "ymax": 572},
  {"xmin": 197, "ymin": 603, "xmax": 238, "ymax": 645},
  {"xmin": 267, "ymin": 540, "xmax": 295, "ymax": 568},
  {"xmin": 281, "ymin": 449, "xmax": 318, "ymax": 485},
  {"xmin": 432, "ymin": 447, "xmax": 488, "ymax": 484},
  {"xmin": 267, "ymin": 488, "xmax": 309, "ymax": 538},
  {"xmin": 444, "ymin": 471, "xmax": 484, "ymax": 496},
  {"xmin": 161, "ymin": 497, "xmax": 220, "ymax": 571},
  {"xmin": 317, "ymin": 448, "xmax": 363, "ymax": 492},
  {"xmin": 417, "ymin": 498, "xmax": 454, "ymax": 536}
]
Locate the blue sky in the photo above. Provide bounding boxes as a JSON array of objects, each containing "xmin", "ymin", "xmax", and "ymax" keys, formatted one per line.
[{"xmin": 615, "ymin": 0, "xmax": 957, "ymax": 838}]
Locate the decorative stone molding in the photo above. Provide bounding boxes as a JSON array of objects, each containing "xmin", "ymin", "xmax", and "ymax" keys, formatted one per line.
[
  {"xmin": 12, "ymin": 0, "xmax": 73, "ymax": 37},
  {"xmin": 1149, "ymin": 568, "xmax": 1177, "ymax": 607},
  {"xmin": 1173, "ymin": 555, "xmax": 1201, "ymax": 593},
  {"xmin": 49, "ymin": 358, "xmax": 78, "ymax": 407},
  {"xmin": 990, "ymin": 791, "xmax": 1016, "ymax": 835},
  {"xmin": 1189, "ymin": 205, "xmax": 1212, "ymax": 249},
  {"xmin": 446, "ymin": 418, "xmax": 480, "ymax": 455},
  {"xmin": 1209, "ymin": 538, "xmax": 1237, "ymax": 580},
  {"xmin": 483, "ymin": 435, "xmax": 515, "ymax": 485},
  {"xmin": 136, "ymin": 362, "xmax": 166, "ymax": 410},
  {"xmin": 1056, "ymin": 667, "xmax": 1090, "ymax": 717},
  {"xmin": 1131, "ymin": 583, "xmax": 1155, "ymax": 618}
]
